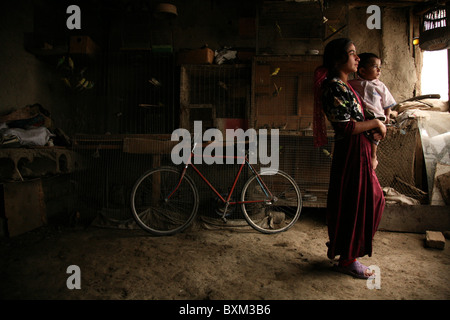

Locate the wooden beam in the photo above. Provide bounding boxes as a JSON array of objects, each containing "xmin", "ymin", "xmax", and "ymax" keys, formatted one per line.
[{"xmin": 349, "ymin": 0, "xmax": 432, "ymax": 8}]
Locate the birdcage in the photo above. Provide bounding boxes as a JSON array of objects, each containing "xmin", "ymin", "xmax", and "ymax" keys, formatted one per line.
[{"xmin": 419, "ymin": 4, "xmax": 450, "ymax": 51}]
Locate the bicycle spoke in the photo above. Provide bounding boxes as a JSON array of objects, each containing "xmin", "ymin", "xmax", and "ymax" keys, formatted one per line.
[
  {"xmin": 241, "ymin": 170, "xmax": 302, "ymax": 234},
  {"xmin": 131, "ymin": 167, "xmax": 199, "ymax": 235}
]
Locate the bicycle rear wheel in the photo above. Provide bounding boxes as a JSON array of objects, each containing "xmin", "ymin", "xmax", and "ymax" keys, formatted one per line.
[
  {"xmin": 241, "ymin": 170, "xmax": 302, "ymax": 234},
  {"xmin": 130, "ymin": 166, "xmax": 199, "ymax": 236}
]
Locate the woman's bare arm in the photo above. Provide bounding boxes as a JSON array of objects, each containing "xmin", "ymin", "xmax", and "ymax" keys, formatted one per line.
[{"xmin": 352, "ymin": 119, "xmax": 386, "ymax": 140}]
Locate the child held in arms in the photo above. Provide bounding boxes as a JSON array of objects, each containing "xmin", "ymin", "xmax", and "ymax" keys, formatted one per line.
[{"xmin": 349, "ymin": 52, "xmax": 396, "ymax": 169}]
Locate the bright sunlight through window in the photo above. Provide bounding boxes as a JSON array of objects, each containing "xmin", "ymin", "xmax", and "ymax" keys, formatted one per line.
[{"xmin": 421, "ymin": 49, "xmax": 449, "ymax": 101}]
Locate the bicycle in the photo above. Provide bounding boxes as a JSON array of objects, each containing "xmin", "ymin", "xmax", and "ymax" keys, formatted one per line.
[{"xmin": 130, "ymin": 137, "xmax": 302, "ymax": 236}]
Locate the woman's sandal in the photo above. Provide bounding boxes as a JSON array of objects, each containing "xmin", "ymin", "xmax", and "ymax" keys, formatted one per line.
[{"xmin": 333, "ymin": 260, "xmax": 373, "ymax": 279}]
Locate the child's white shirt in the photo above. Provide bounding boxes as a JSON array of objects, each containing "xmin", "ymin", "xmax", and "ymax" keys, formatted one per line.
[{"xmin": 349, "ymin": 77, "xmax": 396, "ymax": 120}]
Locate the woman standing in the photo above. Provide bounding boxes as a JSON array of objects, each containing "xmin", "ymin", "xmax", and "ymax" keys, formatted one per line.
[{"xmin": 314, "ymin": 38, "xmax": 386, "ymax": 279}]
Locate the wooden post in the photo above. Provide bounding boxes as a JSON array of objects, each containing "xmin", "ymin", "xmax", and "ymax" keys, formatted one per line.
[
  {"xmin": 152, "ymin": 155, "xmax": 161, "ymax": 205},
  {"xmin": 447, "ymin": 48, "xmax": 450, "ymax": 102}
]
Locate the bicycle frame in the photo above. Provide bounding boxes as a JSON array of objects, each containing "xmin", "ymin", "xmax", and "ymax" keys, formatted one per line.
[{"xmin": 166, "ymin": 142, "xmax": 275, "ymax": 218}]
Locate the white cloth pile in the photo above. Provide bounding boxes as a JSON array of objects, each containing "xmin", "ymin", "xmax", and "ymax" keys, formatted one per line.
[{"xmin": 1, "ymin": 123, "xmax": 54, "ymax": 146}]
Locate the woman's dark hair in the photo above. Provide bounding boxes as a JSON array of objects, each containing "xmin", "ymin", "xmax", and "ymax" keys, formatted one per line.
[{"xmin": 323, "ymin": 38, "xmax": 354, "ymax": 78}]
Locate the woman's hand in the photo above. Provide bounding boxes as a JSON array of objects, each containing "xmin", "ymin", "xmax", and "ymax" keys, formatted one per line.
[
  {"xmin": 352, "ymin": 119, "xmax": 387, "ymax": 139},
  {"xmin": 371, "ymin": 119, "xmax": 386, "ymax": 141}
]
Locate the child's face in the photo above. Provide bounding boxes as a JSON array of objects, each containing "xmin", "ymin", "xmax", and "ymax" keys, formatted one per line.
[{"xmin": 360, "ymin": 58, "xmax": 381, "ymax": 80}]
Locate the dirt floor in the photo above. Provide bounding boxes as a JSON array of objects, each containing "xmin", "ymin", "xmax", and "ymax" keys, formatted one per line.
[{"xmin": 1, "ymin": 208, "xmax": 449, "ymax": 302}]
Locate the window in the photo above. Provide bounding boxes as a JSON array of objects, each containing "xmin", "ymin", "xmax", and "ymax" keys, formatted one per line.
[{"xmin": 421, "ymin": 49, "xmax": 449, "ymax": 100}]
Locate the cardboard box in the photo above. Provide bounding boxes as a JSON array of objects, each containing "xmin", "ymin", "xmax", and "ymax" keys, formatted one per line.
[
  {"xmin": 1, "ymin": 180, "xmax": 46, "ymax": 237},
  {"xmin": 177, "ymin": 48, "xmax": 214, "ymax": 65},
  {"xmin": 69, "ymin": 36, "xmax": 100, "ymax": 55},
  {"xmin": 215, "ymin": 118, "xmax": 248, "ymax": 137}
]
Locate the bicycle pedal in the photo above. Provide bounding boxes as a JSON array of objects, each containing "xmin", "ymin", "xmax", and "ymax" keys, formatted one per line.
[
  {"xmin": 216, "ymin": 207, "xmax": 225, "ymax": 213},
  {"xmin": 215, "ymin": 206, "xmax": 232, "ymax": 218},
  {"xmin": 215, "ymin": 207, "xmax": 228, "ymax": 215}
]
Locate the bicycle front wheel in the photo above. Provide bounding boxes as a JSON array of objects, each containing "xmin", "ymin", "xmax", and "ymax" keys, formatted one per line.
[
  {"xmin": 130, "ymin": 166, "xmax": 199, "ymax": 236},
  {"xmin": 241, "ymin": 170, "xmax": 302, "ymax": 234}
]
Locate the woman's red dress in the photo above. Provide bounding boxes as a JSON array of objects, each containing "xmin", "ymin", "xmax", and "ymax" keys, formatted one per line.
[{"xmin": 321, "ymin": 78, "xmax": 385, "ymax": 260}]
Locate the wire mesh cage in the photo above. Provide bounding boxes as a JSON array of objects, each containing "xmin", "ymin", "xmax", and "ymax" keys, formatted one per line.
[
  {"xmin": 180, "ymin": 64, "xmax": 251, "ymax": 132},
  {"xmin": 105, "ymin": 51, "xmax": 178, "ymax": 134},
  {"xmin": 72, "ymin": 50, "xmax": 337, "ymax": 228}
]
